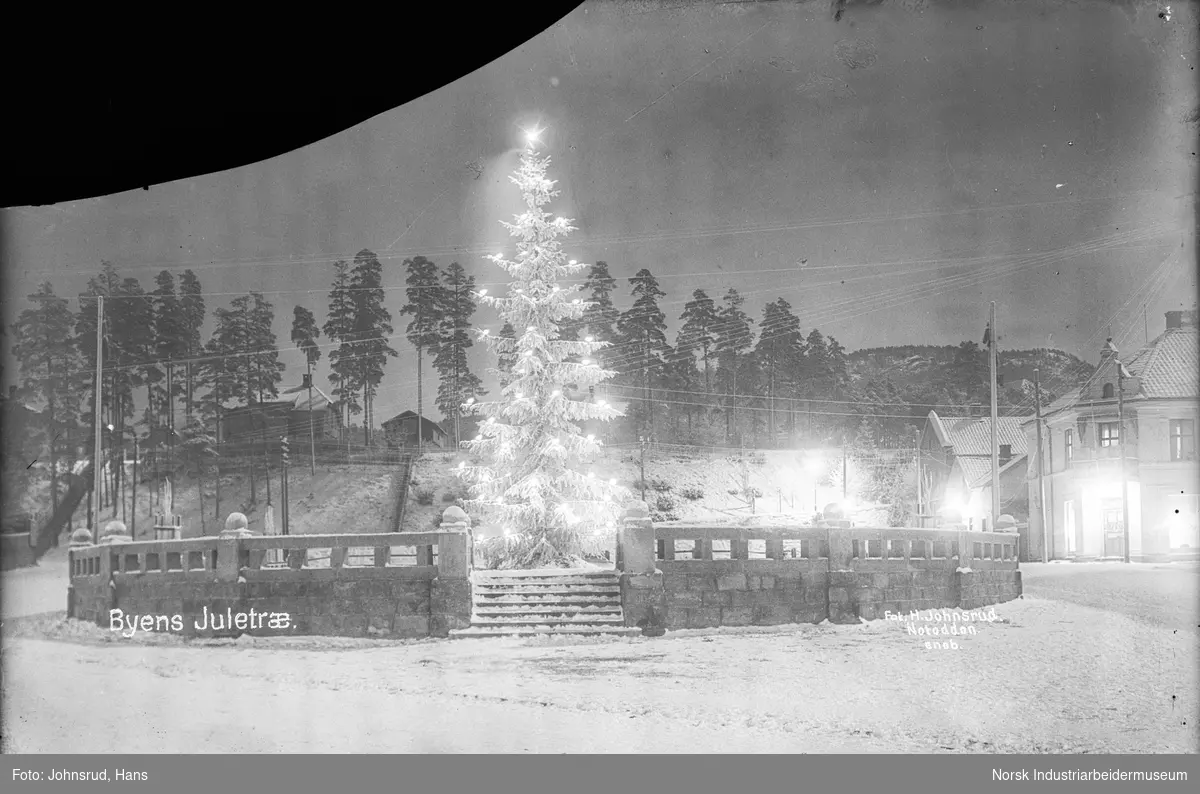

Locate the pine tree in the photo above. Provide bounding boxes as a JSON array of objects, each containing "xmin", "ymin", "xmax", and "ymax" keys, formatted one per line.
[
  {"xmin": 579, "ymin": 261, "xmax": 621, "ymax": 363},
  {"xmin": 617, "ymin": 269, "xmax": 671, "ymax": 440},
  {"xmin": 713, "ymin": 288, "xmax": 754, "ymax": 443},
  {"xmin": 754, "ymin": 298, "xmax": 804, "ymax": 446},
  {"xmin": 677, "ymin": 288, "xmax": 720, "ymax": 393},
  {"xmin": 178, "ymin": 269, "xmax": 206, "ymax": 420},
  {"xmin": 459, "ymin": 131, "xmax": 628, "ymax": 569},
  {"xmin": 291, "ymin": 305, "xmax": 322, "ymax": 469},
  {"xmin": 323, "ymin": 260, "xmax": 359, "ymax": 444},
  {"xmin": 10, "ymin": 282, "xmax": 79, "ymax": 516},
  {"xmin": 349, "ymin": 249, "xmax": 398, "ymax": 446},
  {"xmin": 150, "ymin": 271, "xmax": 186, "ymax": 504},
  {"xmin": 495, "ymin": 322, "xmax": 519, "ymax": 387},
  {"xmin": 433, "ymin": 261, "xmax": 485, "ymax": 446},
  {"xmin": 248, "ymin": 291, "xmax": 284, "ymax": 504},
  {"xmin": 400, "ymin": 255, "xmax": 445, "ymax": 453}
]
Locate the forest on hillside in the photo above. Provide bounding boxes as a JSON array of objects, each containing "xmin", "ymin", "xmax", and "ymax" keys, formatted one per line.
[{"xmin": 3, "ymin": 255, "xmax": 1096, "ymax": 526}]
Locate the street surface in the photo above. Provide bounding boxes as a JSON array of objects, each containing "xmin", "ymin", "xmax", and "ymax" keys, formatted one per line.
[{"xmin": 3, "ymin": 553, "xmax": 1196, "ymax": 753}]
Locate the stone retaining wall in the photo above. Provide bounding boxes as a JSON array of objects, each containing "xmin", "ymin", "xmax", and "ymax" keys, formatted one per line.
[
  {"xmin": 617, "ymin": 506, "xmax": 1021, "ymax": 634},
  {"xmin": 68, "ymin": 511, "xmax": 474, "ymax": 639}
]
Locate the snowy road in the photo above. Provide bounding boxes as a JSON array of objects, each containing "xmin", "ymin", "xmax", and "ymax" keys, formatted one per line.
[
  {"xmin": 1021, "ymin": 561, "xmax": 1199, "ymax": 630},
  {"xmin": 2, "ymin": 557, "xmax": 1196, "ymax": 754}
]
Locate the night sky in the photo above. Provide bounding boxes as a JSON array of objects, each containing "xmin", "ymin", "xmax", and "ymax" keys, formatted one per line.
[{"xmin": 1, "ymin": 0, "xmax": 1196, "ymax": 424}]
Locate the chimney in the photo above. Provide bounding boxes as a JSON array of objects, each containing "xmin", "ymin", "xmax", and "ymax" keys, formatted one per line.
[
  {"xmin": 301, "ymin": 373, "xmax": 312, "ymax": 389},
  {"xmin": 1166, "ymin": 310, "xmax": 1198, "ymax": 330},
  {"xmin": 7, "ymin": 385, "xmax": 15, "ymax": 400},
  {"xmin": 1099, "ymin": 337, "xmax": 1119, "ymax": 362},
  {"xmin": 999, "ymin": 444, "xmax": 1012, "ymax": 463}
]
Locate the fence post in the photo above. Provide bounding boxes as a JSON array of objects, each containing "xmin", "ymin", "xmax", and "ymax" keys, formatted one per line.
[{"xmin": 430, "ymin": 506, "xmax": 473, "ymax": 637}]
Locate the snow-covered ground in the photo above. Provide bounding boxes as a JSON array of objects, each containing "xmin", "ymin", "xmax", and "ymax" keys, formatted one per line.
[{"xmin": 2, "ymin": 556, "xmax": 1195, "ymax": 753}]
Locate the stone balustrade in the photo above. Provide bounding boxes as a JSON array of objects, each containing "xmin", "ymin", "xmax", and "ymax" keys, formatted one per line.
[
  {"xmin": 616, "ymin": 501, "xmax": 1022, "ymax": 633},
  {"xmin": 67, "ymin": 508, "xmax": 474, "ymax": 639}
]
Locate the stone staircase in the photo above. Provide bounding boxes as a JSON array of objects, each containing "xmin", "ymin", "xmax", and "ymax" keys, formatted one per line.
[{"xmin": 450, "ymin": 569, "xmax": 641, "ymax": 638}]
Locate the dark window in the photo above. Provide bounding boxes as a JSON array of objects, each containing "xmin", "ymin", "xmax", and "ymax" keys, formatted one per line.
[
  {"xmin": 1099, "ymin": 422, "xmax": 1120, "ymax": 448},
  {"xmin": 1102, "ymin": 383, "xmax": 1114, "ymax": 399},
  {"xmin": 1065, "ymin": 429, "xmax": 1073, "ymax": 462},
  {"xmin": 1170, "ymin": 419, "xmax": 1195, "ymax": 461},
  {"xmin": 999, "ymin": 444, "xmax": 1012, "ymax": 460}
]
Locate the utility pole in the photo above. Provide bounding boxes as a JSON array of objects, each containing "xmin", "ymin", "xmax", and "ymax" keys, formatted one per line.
[
  {"xmin": 639, "ymin": 435, "xmax": 647, "ymax": 503},
  {"xmin": 92, "ymin": 296, "xmax": 104, "ymax": 531},
  {"xmin": 131, "ymin": 434, "xmax": 138, "ymax": 540},
  {"xmin": 988, "ymin": 302, "xmax": 1000, "ymax": 531},
  {"xmin": 1034, "ymin": 369, "xmax": 1049, "ymax": 563},
  {"xmin": 1115, "ymin": 345, "xmax": 1131, "ymax": 563},
  {"xmin": 280, "ymin": 437, "xmax": 290, "ymax": 535},
  {"xmin": 842, "ymin": 443, "xmax": 848, "ymax": 501}
]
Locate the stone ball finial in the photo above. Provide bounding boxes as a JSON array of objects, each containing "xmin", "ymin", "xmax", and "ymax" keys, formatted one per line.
[
  {"xmin": 69, "ymin": 527, "xmax": 94, "ymax": 546},
  {"xmin": 224, "ymin": 512, "xmax": 249, "ymax": 532},
  {"xmin": 624, "ymin": 500, "xmax": 650, "ymax": 519},
  {"xmin": 441, "ymin": 505, "xmax": 469, "ymax": 525},
  {"xmin": 996, "ymin": 513, "xmax": 1017, "ymax": 530},
  {"xmin": 822, "ymin": 502, "xmax": 845, "ymax": 520},
  {"xmin": 101, "ymin": 520, "xmax": 128, "ymax": 538}
]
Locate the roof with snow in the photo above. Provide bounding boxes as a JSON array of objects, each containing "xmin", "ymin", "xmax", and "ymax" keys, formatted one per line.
[
  {"xmin": 926, "ymin": 412, "xmax": 1029, "ymax": 458},
  {"xmin": 954, "ymin": 454, "xmax": 1026, "ymax": 490},
  {"xmin": 1029, "ymin": 321, "xmax": 1199, "ymax": 424},
  {"xmin": 381, "ymin": 411, "xmax": 447, "ymax": 435},
  {"xmin": 279, "ymin": 382, "xmax": 335, "ymax": 412},
  {"xmin": 1122, "ymin": 325, "xmax": 1198, "ymax": 400}
]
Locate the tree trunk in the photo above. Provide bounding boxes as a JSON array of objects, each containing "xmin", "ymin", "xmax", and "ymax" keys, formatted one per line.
[
  {"xmin": 48, "ymin": 361, "xmax": 59, "ymax": 515},
  {"xmin": 417, "ymin": 346, "xmax": 424, "ymax": 455}
]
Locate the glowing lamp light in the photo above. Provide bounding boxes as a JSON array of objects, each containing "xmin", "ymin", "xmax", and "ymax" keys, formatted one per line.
[
  {"xmin": 481, "ymin": 329, "xmax": 490, "ymax": 336},
  {"xmin": 582, "ymin": 359, "xmax": 592, "ymax": 365},
  {"xmin": 478, "ymin": 289, "xmax": 488, "ymax": 296},
  {"xmin": 466, "ymin": 397, "xmax": 476, "ymax": 405},
  {"xmin": 598, "ymin": 400, "xmax": 608, "ymax": 407},
  {"xmin": 609, "ymin": 478, "xmax": 617, "ymax": 485},
  {"xmin": 587, "ymin": 434, "xmax": 595, "ymax": 441},
  {"xmin": 475, "ymin": 434, "xmax": 483, "ymax": 441},
  {"xmin": 458, "ymin": 461, "xmax": 466, "ymax": 469},
  {"xmin": 585, "ymin": 336, "xmax": 594, "ymax": 342},
  {"xmin": 524, "ymin": 126, "xmax": 543, "ymax": 144},
  {"xmin": 527, "ymin": 326, "xmax": 536, "ymax": 332},
  {"xmin": 569, "ymin": 259, "xmax": 577, "ymax": 265},
  {"xmin": 552, "ymin": 390, "xmax": 561, "ymax": 397}
]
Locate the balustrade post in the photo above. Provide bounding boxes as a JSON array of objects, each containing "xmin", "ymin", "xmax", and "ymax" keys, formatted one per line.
[
  {"xmin": 431, "ymin": 506, "xmax": 473, "ymax": 637},
  {"xmin": 618, "ymin": 501, "xmax": 665, "ymax": 635},
  {"xmin": 618, "ymin": 501, "xmax": 655, "ymax": 575}
]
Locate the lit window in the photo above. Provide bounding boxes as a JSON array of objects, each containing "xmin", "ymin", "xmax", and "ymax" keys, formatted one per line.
[
  {"xmin": 1064, "ymin": 429, "xmax": 1073, "ymax": 462},
  {"xmin": 1170, "ymin": 419, "xmax": 1195, "ymax": 461},
  {"xmin": 1102, "ymin": 383, "xmax": 1114, "ymax": 399},
  {"xmin": 1098, "ymin": 422, "xmax": 1120, "ymax": 448}
]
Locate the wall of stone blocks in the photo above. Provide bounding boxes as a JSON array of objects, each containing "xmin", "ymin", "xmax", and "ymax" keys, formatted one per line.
[
  {"xmin": 658, "ymin": 560, "xmax": 829, "ymax": 630},
  {"xmin": 958, "ymin": 569, "xmax": 1022, "ymax": 609},
  {"xmin": 638, "ymin": 560, "xmax": 1020, "ymax": 631},
  {"xmin": 70, "ymin": 566, "xmax": 472, "ymax": 639}
]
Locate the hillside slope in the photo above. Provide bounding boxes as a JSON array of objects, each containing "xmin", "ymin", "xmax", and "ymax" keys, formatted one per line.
[
  {"xmin": 405, "ymin": 449, "xmax": 898, "ymax": 537},
  {"xmin": 82, "ymin": 465, "xmax": 399, "ymax": 540}
]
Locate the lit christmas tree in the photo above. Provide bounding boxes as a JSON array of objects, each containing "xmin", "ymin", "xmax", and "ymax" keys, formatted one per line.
[{"xmin": 459, "ymin": 127, "xmax": 630, "ymax": 569}]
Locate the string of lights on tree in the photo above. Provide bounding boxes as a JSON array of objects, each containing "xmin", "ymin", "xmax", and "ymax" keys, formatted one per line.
[{"xmin": 456, "ymin": 126, "xmax": 631, "ymax": 568}]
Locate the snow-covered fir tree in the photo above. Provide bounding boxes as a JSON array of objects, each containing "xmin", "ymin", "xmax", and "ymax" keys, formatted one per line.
[{"xmin": 459, "ymin": 129, "xmax": 630, "ymax": 569}]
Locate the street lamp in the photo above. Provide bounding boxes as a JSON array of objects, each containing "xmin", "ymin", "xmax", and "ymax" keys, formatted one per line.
[{"xmin": 804, "ymin": 453, "xmax": 823, "ymax": 513}]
